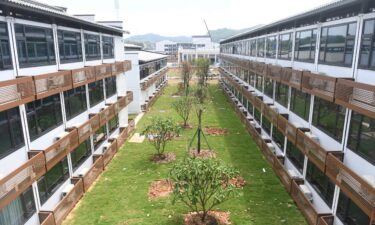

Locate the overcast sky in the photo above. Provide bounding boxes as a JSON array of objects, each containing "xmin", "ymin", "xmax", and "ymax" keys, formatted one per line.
[{"xmin": 39, "ymin": 0, "xmax": 333, "ymax": 37}]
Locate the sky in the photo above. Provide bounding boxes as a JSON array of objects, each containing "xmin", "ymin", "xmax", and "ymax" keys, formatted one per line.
[{"xmin": 39, "ymin": 0, "xmax": 333, "ymax": 37}]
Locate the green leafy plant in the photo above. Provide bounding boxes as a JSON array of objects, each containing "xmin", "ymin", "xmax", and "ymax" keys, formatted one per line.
[
  {"xmin": 141, "ymin": 117, "xmax": 180, "ymax": 158},
  {"xmin": 172, "ymin": 96, "xmax": 193, "ymax": 127},
  {"xmin": 170, "ymin": 158, "xmax": 239, "ymax": 223},
  {"xmin": 194, "ymin": 58, "xmax": 210, "ymax": 87},
  {"xmin": 181, "ymin": 61, "xmax": 193, "ymax": 95}
]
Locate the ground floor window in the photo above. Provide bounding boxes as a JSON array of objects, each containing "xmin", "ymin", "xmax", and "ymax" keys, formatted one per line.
[
  {"xmin": 290, "ymin": 88, "xmax": 310, "ymax": 121},
  {"xmin": 108, "ymin": 115, "xmax": 119, "ymax": 134},
  {"xmin": 71, "ymin": 140, "xmax": 92, "ymax": 171},
  {"xmin": 254, "ymin": 108, "xmax": 261, "ymax": 124},
  {"xmin": 262, "ymin": 117, "xmax": 271, "ymax": 135},
  {"xmin": 272, "ymin": 126, "xmax": 285, "ymax": 151},
  {"xmin": 247, "ymin": 101, "xmax": 253, "ymax": 115},
  {"xmin": 286, "ymin": 141, "xmax": 304, "ymax": 173},
  {"xmin": 275, "ymin": 82, "xmax": 289, "ymax": 108},
  {"xmin": 94, "ymin": 124, "xmax": 108, "ymax": 149},
  {"xmin": 337, "ymin": 191, "xmax": 370, "ymax": 225}
]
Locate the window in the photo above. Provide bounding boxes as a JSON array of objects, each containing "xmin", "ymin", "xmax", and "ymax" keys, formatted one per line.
[
  {"xmin": 26, "ymin": 94, "xmax": 63, "ymax": 141},
  {"xmin": 15, "ymin": 24, "xmax": 55, "ymax": 68},
  {"xmin": 306, "ymin": 161, "xmax": 335, "ymax": 207},
  {"xmin": 264, "ymin": 78, "xmax": 273, "ymax": 98},
  {"xmin": 102, "ymin": 36, "xmax": 114, "ymax": 59},
  {"xmin": 294, "ymin": 29, "xmax": 317, "ymax": 62},
  {"xmin": 0, "ymin": 187, "xmax": 36, "ymax": 225},
  {"xmin": 58, "ymin": 30, "xmax": 82, "ymax": 64},
  {"xmin": 290, "ymin": 88, "xmax": 310, "ymax": 121},
  {"xmin": 108, "ymin": 115, "xmax": 119, "ymax": 134},
  {"xmin": 105, "ymin": 76, "xmax": 117, "ymax": 98},
  {"xmin": 37, "ymin": 157, "xmax": 69, "ymax": 204},
  {"xmin": 286, "ymin": 141, "xmax": 304, "ymax": 173},
  {"xmin": 359, "ymin": 19, "xmax": 375, "ymax": 69},
  {"xmin": 275, "ymin": 82, "xmax": 289, "ymax": 107},
  {"xmin": 64, "ymin": 86, "xmax": 87, "ymax": 120},
  {"xmin": 255, "ymin": 74, "xmax": 263, "ymax": 91},
  {"xmin": 94, "ymin": 124, "xmax": 107, "ymax": 149},
  {"xmin": 337, "ymin": 191, "xmax": 370, "ymax": 225},
  {"xmin": 262, "ymin": 117, "xmax": 271, "ymax": 135},
  {"xmin": 0, "ymin": 22, "xmax": 12, "ymax": 70},
  {"xmin": 347, "ymin": 112, "xmax": 375, "ymax": 165},
  {"xmin": 312, "ymin": 97, "xmax": 345, "ymax": 142},
  {"xmin": 247, "ymin": 100, "xmax": 254, "ymax": 115},
  {"xmin": 250, "ymin": 40, "xmax": 257, "ymax": 57},
  {"xmin": 278, "ymin": 33, "xmax": 293, "ymax": 60},
  {"xmin": 257, "ymin": 38, "xmax": 265, "ymax": 57},
  {"xmin": 71, "ymin": 140, "xmax": 91, "ymax": 171},
  {"xmin": 0, "ymin": 108, "xmax": 24, "ymax": 159},
  {"xmin": 319, "ymin": 23, "xmax": 357, "ymax": 66},
  {"xmin": 254, "ymin": 108, "xmax": 261, "ymax": 124},
  {"xmin": 266, "ymin": 36, "xmax": 277, "ymax": 58},
  {"xmin": 89, "ymin": 80, "xmax": 104, "ymax": 107},
  {"xmin": 272, "ymin": 126, "xmax": 285, "ymax": 150},
  {"xmin": 84, "ymin": 33, "xmax": 100, "ymax": 60}
]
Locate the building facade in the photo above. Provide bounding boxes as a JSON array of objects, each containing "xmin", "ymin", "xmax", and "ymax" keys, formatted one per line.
[
  {"xmin": 0, "ymin": 1, "xmax": 133, "ymax": 225},
  {"xmin": 219, "ymin": 0, "xmax": 375, "ymax": 225}
]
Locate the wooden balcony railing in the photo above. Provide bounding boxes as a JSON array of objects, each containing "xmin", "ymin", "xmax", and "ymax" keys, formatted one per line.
[
  {"xmin": 71, "ymin": 67, "xmax": 96, "ymax": 88},
  {"xmin": 325, "ymin": 154, "xmax": 375, "ymax": 219},
  {"xmin": 261, "ymin": 103, "xmax": 278, "ymax": 125},
  {"xmin": 281, "ymin": 67, "xmax": 303, "ymax": 90},
  {"xmin": 95, "ymin": 64, "xmax": 113, "ymax": 80},
  {"xmin": 302, "ymin": 71, "xmax": 337, "ymax": 102},
  {"xmin": 266, "ymin": 64, "xmax": 282, "ymax": 82},
  {"xmin": 106, "ymin": 103, "xmax": 117, "ymax": 121},
  {"xmin": 75, "ymin": 114, "xmax": 100, "ymax": 144},
  {"xmin": 273, "ymin": 157, "xmax": 296, "ymax": 193},
  {"xmin": 256, "ymin": 63, "xmax": 267, "ymax": 76},
  {"xmin": 141, "ymin": 68, "xmax": 168, "ymax": 91},
  {"xmin": 79, "ymin": 156, "xmax": 104, "ymax": 192},
  {"xmin": 39, "ymin": 212, "xmax": 56, "ymax": 225},
  {"xmin": 335, "ymin": 79, "xmax": 375, "ymax": 119},
  {"xmin": 99, "ymin": 106, "xmax": 111, "ymax": 126},
  {"xmin": 317, "ymin": 215, "xmax": 334, "ymax": 225},
  {"xmin": 33, "ymin": 71, "xmax": 73, "ymax": 99},
  {"xmin": 0, "ymin": 77, "xmax": 35, "ymax": 111},
  {"xmin": 102, "ymin": 139, "xmax": 118, "ymax": 167},
  {"xmin": 40, "ymin": 129, "xmax": 79, "ymax": 170},
  {"xmin": 253, "ymin": 96, "xmax": 263, "ymax": 111},
  {"xmin": 42, "ymin": 178, "xmax": 84, "ymax": 225},
  {"xmin": 124, "ymin": 60, "xmax": 132, "ymax": 72},
  {"xmin": 277, "ymin": 115, "xmax": 299, "ymax": 144},
  {"xmin": 0, "ymin": 152, "xmax": 46, "ymax": 209},
  {"xmin": 290, "ymin": 180, "xmax": 332, "ymax": 225},
  {"xmin": 260, "ymin": 138, "xmax": 278, "ymax": 165}
]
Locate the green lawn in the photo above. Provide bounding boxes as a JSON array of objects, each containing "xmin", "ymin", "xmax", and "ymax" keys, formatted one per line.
[{"xmin": 63, "ymin": 84, "xmax": 307, "ymax": 225}]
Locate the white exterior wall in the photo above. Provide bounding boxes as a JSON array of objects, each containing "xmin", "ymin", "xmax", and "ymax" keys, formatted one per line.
[{"xmin": 125, "ymin": 52, "xmax": 141, "ymax": 114}]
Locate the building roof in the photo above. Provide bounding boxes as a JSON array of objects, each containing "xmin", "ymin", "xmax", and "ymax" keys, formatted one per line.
[
  {"xmin": 2, "ymin": 0, "xmax": 125, "ymax": 36},
  {"xmin": 221, "ymin": 0, "xmax": 365, "ymax": 44},
  {"xmin": 136, "ymin": 51, "xmax": 168, "ymax": 63}
]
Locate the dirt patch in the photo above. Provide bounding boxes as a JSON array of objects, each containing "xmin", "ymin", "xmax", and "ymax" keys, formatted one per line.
[
  {"xmin": 180, "ymin": 124, "xmax": 193, "ymax": 129},
  {"xmin": 148, "ymin": 180, "xmax": 174, "ymax": 199},
  {"xmin": 184, "ymin": 211, "xmax": 231, "ymax": 225},
  {"xmin": 150, "ymin": 152, "xmax": 176, "ymax": 164},
  {"xmin": 204, "ymin": 127, "xmax": 229, "ymax": 136},
  {"xmin": 228, "ymin": 176, "xmax": 246, "ymax": 189},
  {"xmin": 189, "ymin": 149, "xmax": 216, "ymax": 159}
]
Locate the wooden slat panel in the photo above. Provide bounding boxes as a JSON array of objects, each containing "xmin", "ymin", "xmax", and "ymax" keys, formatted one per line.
[
  {"xmin": 325, "ymin": 154, "xmax": 375, "ymax": 218},
  {"xmin": 290, "ymin": 180, "xmax": 320, "ymax": 225},
  {"xmin": 277, "ymin": 115, "xmax": 298, "ymax": 144},
  {"xmin": 256, "ymin": 62, "xmax": 267, "ymax": 76},
  {"xmin": 266, "ymin": 64, "xmax": 282, "ymax": 81},
  {"xmin": 39, "ymin": 212, "xmax": 56, "ymax": 225},
  {"xmin": 261, "ymin": 139, "xmax": 278, "ymax": 165},
  {"xmin": 33, "ymin": 71, "xmax": 73, "ymax": 99},
  {"xmin": 76, "ymin": 115, "xmax": 99, "ymax": 144},
  {"xmin": 124, "ymin": 60, "xmax": 132, "ymax": 72},
  {"xmin": 0, "ymin": 77, "xmax": 35, "ymax": 111},
  {"xmin": 335, "ymin": 79, "xmax": 375, "ymax": 119},
  {"xmin": 281, "ymin": 67, "xmax": 303, "ymax": 90},
  {"xmin": 273, "ymin": 157, "xmax": 294, "ymax": 193},
  {"xmin": 140, "ymin": 68, "xmax": 168, "ymax": 91},
  {"xmin": 43, "ymin": 129, "xmax": 79, "ymax": 170},
  {"xmin": 81, "ymin": 156, "xmax": 104, "ymax": 192},
  {"xmin": 317, "ymin": 215, "xmax": 334, "ymax": 225},
  {"xmin": 71, "ymin": 67, "xmax": 96, "ymax": 88},
  {"xmin": 262, "ymin": 103, "xmax": 278, "ymax": 125},
  {"xmin": 302, "ymin": 71, "xmax": 337, "ymax": 102},
  {"xmin": 52, "ymin": 178, "xmax": 84, "ymax": 225},
  {"xmin": 103, "ymin": 140, "xmax": 118, "ymax": 167},
  {"xmin": 0, "ymin": 152, "xmax": 46, "ymax": 209},
  {"xmin": 95, "ymin": 64, "xmax": 113, "ymax": 80},
  {"xmin": 253, "ymin": 96, "xmax": 263, "ymax": 111}
]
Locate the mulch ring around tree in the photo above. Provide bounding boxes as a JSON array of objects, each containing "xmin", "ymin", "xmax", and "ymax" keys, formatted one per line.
[
  {"xmin": 150, "ymin": 153, "xmax": 176, "ymax": 164},
  {"xmin": 180, "ymin": 124, "xmax": 193, "ymax": 129},
  {"xmin": 189, "ymin": 149, "xmax": 216, "ymax": 159},
  {"xmin": 148, "ymin": 180, "xmax": 174, "ymax": 200},
  {"xmin": 184, "ymin": 211, "xmax": 231, "ymax": 225},
  {"xmin": 228, "ymin": 176, "xmax": 246, "ymax": 189},
  {"xmin": 203, "ymin": 127, "xmax": 229, "ymax": 136}
]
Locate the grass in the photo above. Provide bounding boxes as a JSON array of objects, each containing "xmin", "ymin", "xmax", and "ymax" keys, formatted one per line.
[{"xmin": 63, "ymin": 84, "xmax": 307, "ymax": 225}]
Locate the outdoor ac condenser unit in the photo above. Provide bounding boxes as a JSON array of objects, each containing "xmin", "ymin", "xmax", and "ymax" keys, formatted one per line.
[
  {"xmin": 267, "ymin": 143, "xmax": 276, "ymax": 154},
  {"xmin": 61, "ymin": 184, "xmax": 74, "ymax": 198},
  {"xmin": 299, "ymin": 184, "xmax": 313, "ymax": 203}
]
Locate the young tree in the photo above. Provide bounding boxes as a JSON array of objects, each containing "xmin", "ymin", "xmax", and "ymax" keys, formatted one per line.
[
  {"xmin": 170, "ymin": 158, "xmax": 239, "ymax": 223},
  {"xmin": 181, "ymin": 61, "xmax": 193, "ymax": 95},
  {"xmin": 141, "ymin": 117, "xmax": 180, "ymax": 158},
  {"xmin": 195, "ymin": 58, "xmax": 210, "ymax": 87},
  {"xmin": 172, "ymin": 96, "xmax": 193, "ymax": 128}
]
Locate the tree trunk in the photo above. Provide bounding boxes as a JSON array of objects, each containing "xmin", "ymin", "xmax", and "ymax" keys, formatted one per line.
[
  {"xmin": 197, "ymin": 109, "xmax": 202, "ymax": 154},
  {"xmin": 201, "ymin": 211, "xmax": 207, "ymax": 223}
]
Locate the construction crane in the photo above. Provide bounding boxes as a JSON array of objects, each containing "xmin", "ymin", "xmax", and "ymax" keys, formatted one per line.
[{"xmin": 203, "ymin": 19, "xmax": 213, "ymax": 43}]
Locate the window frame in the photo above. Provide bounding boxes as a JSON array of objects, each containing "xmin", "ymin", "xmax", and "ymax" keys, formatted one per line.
[
  {"xmin": 278, "ymin": 32, "xmax": 293, "ymax": 60},
  {"xmin": 84, "ymin": 33, "xmax": 101, "ymax": 61},
  {"xmin": 0, "ymin": 21, "xmax": 13, "ymax": 70},
  {"xmin": 64, "ymin": 85, "xmax": 87, "ymax": 121},
  {"xmin": 102, "ymin": 35, "xmax": 114, "ymax": 59},
  {"xmin": 58, "ymin": 29, "xmax": 83, "ymax": 64},
  {"xmin": 294, "ymin": 28, "xmax": 317, "ymax": 63},
  {"xmin": 358, "ymin": 18, "xmax": 375, "ymax": 70}
]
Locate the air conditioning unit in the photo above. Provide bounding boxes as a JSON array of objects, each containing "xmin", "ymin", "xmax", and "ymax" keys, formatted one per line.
[
  {"xmin": 363, "ymin": 175, "xmax": 375, "ymax": 188},
  {"xmin": 78, "ymin": 168, "xmax": 89, "ymax": 177},
  {"xmin": 246, "ymin": 116, "xmax": 253, "ymax": 121},
  {"xmin": 102, "ymin": 143, "xmax": 111, "ymax": 153},
  {"xmin": 299, "ymin": 184, "xmax": 313, "ymax": 203},
  {"xmin": 55, "ymin": 132, "xmax": 69, "ymax": 141},
  {"xmin": 306, "ymin": 132, "xmax": 320, "ymax": 143},
  {"xmin": 287, "ymin": 169, "xmax": 300, "ymax": 179},
  {"xmin": 250, "ymin": 121, "xmax": 256, "ymax": 127},
  {"xmin": 267, "ymin": 143, "xmax": 276, "ymax": 154},
  {"xmin": 61, "ymin": 184, "xmax": 74, "ymax": 198}
]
